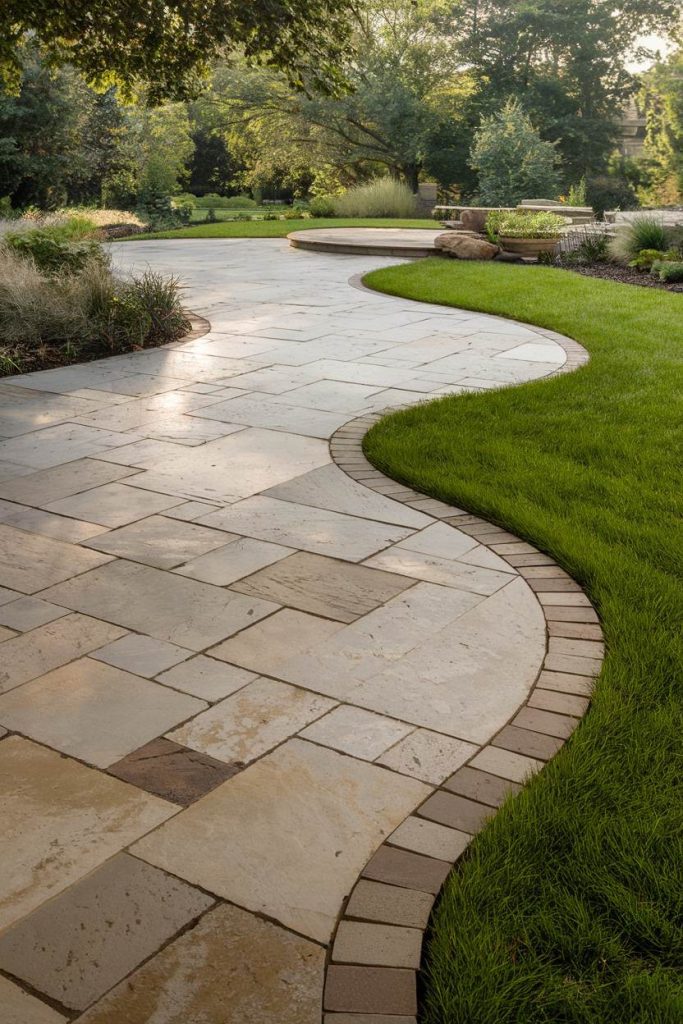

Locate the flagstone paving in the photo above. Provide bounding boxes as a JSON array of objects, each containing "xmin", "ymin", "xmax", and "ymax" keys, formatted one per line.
[{"xmin": 0, "ymin": 238, "xmax": 595, "ymax": 1021}]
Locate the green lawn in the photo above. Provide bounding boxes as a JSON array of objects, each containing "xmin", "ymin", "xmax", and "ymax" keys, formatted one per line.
[
  {"xmin": 125, "ymin": 217, "xmax": 437, "ymax": 240},
  {"xmin": 362, "ymin": 259, "xmax": 682, "ymax": 1023}
]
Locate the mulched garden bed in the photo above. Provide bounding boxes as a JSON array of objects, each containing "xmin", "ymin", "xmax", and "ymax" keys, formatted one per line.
[{"xmin": 550, "ymin": 260, "xmax": 683, "ymax": 292}]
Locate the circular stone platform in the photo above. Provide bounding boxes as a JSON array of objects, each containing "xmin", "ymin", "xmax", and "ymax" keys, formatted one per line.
[{"xmin": 288, "ymin": 227, "xmax": 442, "ymax": 257}]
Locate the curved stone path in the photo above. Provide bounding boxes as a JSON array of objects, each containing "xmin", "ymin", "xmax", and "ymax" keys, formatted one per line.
[{"xmin": 0, "ymin": 239, "xmax": 600, "ymax": 1022}]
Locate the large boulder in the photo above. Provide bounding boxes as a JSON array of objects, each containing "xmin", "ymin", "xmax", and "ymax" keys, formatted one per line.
[{"xmin": 435, "ymin": 233, "xmax": 499, "ymax": 260}]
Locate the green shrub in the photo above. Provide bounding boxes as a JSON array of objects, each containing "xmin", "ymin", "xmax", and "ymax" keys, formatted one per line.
[
  {"xmin": 628, "ymin": 248, "xmax": 665, "ymax": 271},
  {"xmin": 565, "ymin": 228, "xmax": 610, "ymax": 264},
  {"xmin": 566, "ymin": 177, "xmax": 588, "ymax": 206},
  {"xmin": 309, "ymin": 195, "xmax": 336, "ymax": 217},
  {"xmin": 4, "ymin": 229, "xmax": 107, "ymax": 274},
  {"xmin": 651, "ymin": 260, "xmax": 683, "ymax": 283},
  {"xmin": 608, "ymin": 216, "xmax": 669, "ymax": 263},
  {"xmin": 334, "ymin": 179, "xmax": 418, "ymax": 218},
  {"xmin": 585, "ymin": 174, "xmax": 639, "ymax": 217},
  {"xmin": 205, "ymin": 208, "xmax": 218, "ymax": 223},
  {"xmin": 486, "ymin": 209, "xmax": 568, "ymax": 239},
  {"xmin": 470, "ymin": 98, "xmax": 562, "ymax": 206},
  {"xmin": 190, "ymin": 193, "xmax": 257, "ymax": 209}
]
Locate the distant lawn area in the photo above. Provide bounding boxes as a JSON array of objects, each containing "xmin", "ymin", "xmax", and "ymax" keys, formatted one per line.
[
  {"xmin": 124, "ymin": 217, "xmax": 437, "ymax": 240},
  {"xmin": 362, "ymin": 260, "xmax": 682, "ymax": 1023}
]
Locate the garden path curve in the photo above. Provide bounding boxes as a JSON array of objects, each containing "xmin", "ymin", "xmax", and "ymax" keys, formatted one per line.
[{"xmin": 0, "ymin": 239, "xmax": 599, "ymax": 1022}]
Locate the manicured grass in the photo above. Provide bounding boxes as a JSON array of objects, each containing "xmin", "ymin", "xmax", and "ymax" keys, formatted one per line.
[
  {"xmin": 362, "ymin": 259, "xmax": 682, "ymax": 1023},
  {"xmin": 125, "ymin": 217, "xmax": 437, "ymax": 240}
]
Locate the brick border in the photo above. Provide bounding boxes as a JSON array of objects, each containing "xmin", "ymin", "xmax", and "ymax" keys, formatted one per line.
[{"xmin": 323, "ymin": 325, "xmax": 600, "ymax": 1022}]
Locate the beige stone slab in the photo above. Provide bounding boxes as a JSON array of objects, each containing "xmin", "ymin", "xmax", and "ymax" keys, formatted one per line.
[
  {"xmin": 91, "ymin": 633, "xmax": 192, "ymax": 677},
  {"xmin": 528, "ymin": 688, "xmax": 590, "ymax": 716},
  {"xmin": 0, "ymin": 976, "xmax": 67, "ymax": 1024},
  {"xmin": 198, "ymin": 495, "xmax": 413, "ymax": 562},
  {"xmin": 470, "ymin": 745, "xmax": 543, "ymax": 783},
  {"xmin": 0, "ymin": 658, "xmax": 206, "ymax": 768},
  {"xmin": 263, "ymin": 463, "xmax": 430, "ymax": 529},
  {"xmin": 168, "ymin": 677, "xmax": 335, "ymax": 765},
  {"xmin": 301, "ymin": 705, "xmax": 414, "ymax": 760},
  {"xmin": 161, "ymin": 499, "xmax": 221, "ymax": 521},
  {"xmin": 396, "ymin": 521, "xmax": 478, "ymax": 559},
  {"xmin": 133, "ymin": 738, "xmax": 429, "ymax": 943},
  {"xmin": 129, "ymin": 427, "xmax": 330, "ymax": 503},
  {"xmin": 209, "ymin": 608, "xmax": 344, "ymax": 676},
  {"xmin": 0, "ymin": 736, "xmax": 175, "ymax": 930},
  {"xmin": 157, "ymin": 655, "xmax": 257, "ymax": 701},
  {"xmin": 364, "ymin": 546, "xmax": 511, "ymax": 595},
  {"xmin": 0, "ymin": 853, "xmax": 214, "ymax": 1011},
  {"xmin": 40, "ymin": 560, "xmax": 279, "ymax": 651},
  {"xmin": 0, "ymin": 523, "xmax": 112, "ymax": 594},
  {"xmin": 388, "ymin": 816, "xmax": 470, "ymax": 862},
  {"xmin": 0, "ymin": 458, "xmax": 138, "ymax": 506},
  {"xmin": 276, "ymin": 583, "xmax": 486, "ymax": 700},
  {"xmin": 232, "ymin": 551, "xmax": 415, "ymax": 623},
  {"xmin": 332, "ymin": 920, "xmax": 422, "ymax": 968},
  {"xmin": 0, "ymin": 595, "xmax": 68, "ymax": 631},
  {"xmin": 2, "ymin": 506, "xmax": 111, "ymax": 543},
  {"xmin": 77, "ymin": 903, "xmax": 325, "ymax": 1024},
  {"xmin": 377, "ymin": 729, "xmax": 477, "ymax": 784},
  {"xmin": 45, "ymin": 482, "xmax": 184, "ymax": 527},
  {"xmin": 350, "ymin": 578, "xmax": 545, "ymax": 743},
  {"xmin": 0, "ymin": 613, "xmax": 126, "ymax": 694},
  {"xmin": 175, "ymin": 535, "xmax": 293, "ymax": 585},
  {"xmin": 82, "ymin": 514, "xmax": 230, "ymax": 568}
]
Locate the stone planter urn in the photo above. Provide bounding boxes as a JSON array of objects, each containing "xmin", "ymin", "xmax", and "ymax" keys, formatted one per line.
[{"xmin": 499, "ymin": 236, "xmax": 560, "ymax": 257}]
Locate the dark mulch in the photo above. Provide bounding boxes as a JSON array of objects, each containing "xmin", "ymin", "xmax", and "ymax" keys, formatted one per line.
[{"xmin": 551, "ymin": 260, "xmax": 683, "ymax": 292}]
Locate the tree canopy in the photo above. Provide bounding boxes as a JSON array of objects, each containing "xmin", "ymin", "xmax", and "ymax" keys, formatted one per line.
[{"xmin": 0, "ymin": 0, "xmax": 358, "ymax": 102}]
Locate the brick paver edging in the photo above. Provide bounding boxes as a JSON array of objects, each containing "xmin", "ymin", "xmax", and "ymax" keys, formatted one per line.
[{"xmin": 323, "ymin": 320, "xmax": 600, "ymax": 1022}]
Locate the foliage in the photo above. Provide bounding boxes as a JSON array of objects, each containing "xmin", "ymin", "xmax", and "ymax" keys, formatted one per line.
[
  {"xmin": 0, "ymin": 0, "xmax": 357, "ymax": 103},
  {"xmin": 470, "ymin": 99, "xmax": 562, "ymax": 206},
  {"xmin": 486, "ymin": 209, "xmax": 568, "ymax": 240},
  {"xmin": 451, "ymin": 0, "xmax": 679, "ymax": 183},
  {"xmin": 559, "ymin": 227, "xmax": 610, "ymax": 264},
  {"xmin": 362, "ymin": 255, "xmax": 682, "ymax": 1023},
  {"xmin": 4, "ymin": 229, "xmax": 106, "ymax": 274},
  {"xmin": 585, "ymin": 173, "xmax": 639, "ymax": 217},
  {"xmin": 566, "ymin": 177, "xmax": 587, "ymax": 205},
  {"xmin": 205, "ymin": 1, "xmax": 472, "ymax": 193},
  {"xmin": 0, "ymin": 246, "xmax": 190, "ymax": 372},
  {"xmin": 608, "ymin": 215, "xmax": 670, "ymax": 263},
  {"xmin": 334, "ymin": 178, "xmax": 418, "ymax": 218},
  {"xmin": 628, "ymin": 248, "xmax": 666, "ymax": 271},
  {"xmin": 652, "ymin": 260, "xmax": 683, "ymax": 283},
  {"xmin": 180, "ymin": 193, "xmax": 257, "ymax": 208},
  {"xmin": 638, "ymin": 49, "xmax": 683, "ymax": 205},
  {"xmin": 308, "ymin": 195, "xmax": 337, "ymax": 217}
]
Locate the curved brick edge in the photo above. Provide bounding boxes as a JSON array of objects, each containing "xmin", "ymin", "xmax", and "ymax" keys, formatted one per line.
[
  {"xmin": 322, "ymin": 330, "xmax": 599, "ymax": 1022},
  {"xmin": 181, "ymin": 310, "xmax": 211, "ymax": 342}
]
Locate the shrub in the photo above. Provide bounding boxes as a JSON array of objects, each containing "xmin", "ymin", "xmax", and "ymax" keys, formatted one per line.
[
  {"xmin": 651, "ymin": 260, "xmax": 683, "ymax": 283},
  {"xmin": 334, "ymin": 179, "xmax": 418, "ymax": 218},
  {"xmin": 205, "ymin": 208, "xmax": 218, "ymax": 223},
  {"xmin": 470, "ymin": 98, "xmax": 562, "ymax": 206},
  {"xmin": 0, "ymin": 247, "xmax": 190, "ymax": 372},
  {"xmin": 309, "ymin": 195, "xmax": 336, "ymax": 217},
  {"xmin": 586, "ymin": 175, "xmax": 639, "ymax": 217},
  {"xmin": 628, "ymin": 248, "xmax": 665, "ymax": 271},
  {"xmin": 608, "ymin": 215, "xmax": 669, "ymax": 263},
  {"xmin": 566, "ymin": 177, "xmax": 588, "ymax": 206},
  {"xmin": 190, "ymin": 193, "xmax": 257, "ymax": 209},
  {"xmin": 486, "ymin": 209, "xmax": 568, "ymax": 239},
  {"xmin": 560, "ymin": 226, "xmax": 610, "ymax": 264},
  {"xmin": 4, "ymin": 229, "xmax": 107, "ymax": 274}
]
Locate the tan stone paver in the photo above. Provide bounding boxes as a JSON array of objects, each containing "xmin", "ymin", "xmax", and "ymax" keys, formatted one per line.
[{"xmin": 0, "ymin": 239, "xmax": 594, "ymax": 1021}]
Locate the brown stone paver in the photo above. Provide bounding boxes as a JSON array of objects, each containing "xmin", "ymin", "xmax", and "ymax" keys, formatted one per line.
[
  {"xmin": 0, "ymin": 240, "xmax": 599, "ymax": 1021},
  {"xmin": 108, "ymin": 737, "xmax": 240, "ymax": 804}
]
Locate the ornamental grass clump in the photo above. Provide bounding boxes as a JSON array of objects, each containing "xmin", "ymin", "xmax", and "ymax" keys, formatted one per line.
[
  {"xmin": 334, "ymin": 178, "xmax": 418, "ymax": 218},
  {"xmin": 0, "ymin": 243, "xmax": 190, "ymax": 375},
  {"xmin": 607, "ymin": 215, "xmax": 669, "ymax": 264}
]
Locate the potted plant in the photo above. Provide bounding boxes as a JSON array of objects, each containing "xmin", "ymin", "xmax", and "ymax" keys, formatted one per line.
[{"xmin": 486, "ymin": 209, "xmax": 569, "ymax": 257}]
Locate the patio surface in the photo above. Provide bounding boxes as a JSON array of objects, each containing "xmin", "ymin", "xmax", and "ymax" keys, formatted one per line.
[{"xmin": 0, "ymin": 239, "xmax": 576, "ymax": 1021}]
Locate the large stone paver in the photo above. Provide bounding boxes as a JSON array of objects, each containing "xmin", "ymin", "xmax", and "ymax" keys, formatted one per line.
[{"xmin": 0, "ymin": 239, "xmax": 569, "ymax": 1020}]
